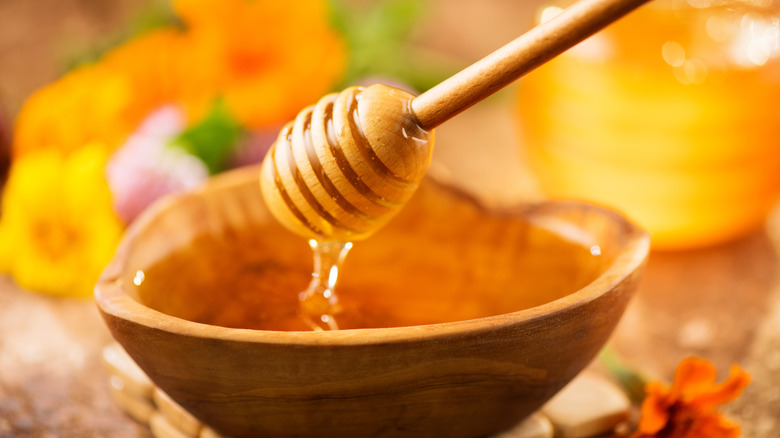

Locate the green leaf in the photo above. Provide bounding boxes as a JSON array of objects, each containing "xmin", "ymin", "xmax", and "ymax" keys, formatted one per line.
[
  {"xmin": 170, "ymin": 100, "xmax": 244, "ymax": 175},
  {"xmin": 599, "ymin": 345, "xmax": 650, "ymax": 404},
  {"xmin": 328, "ymin": 0, "xmax": 449, "ymax": 91}
]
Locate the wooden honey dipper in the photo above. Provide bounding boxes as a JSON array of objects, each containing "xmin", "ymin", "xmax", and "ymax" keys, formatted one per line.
[{"xmin": 260, "ymin": 0, "xmax": 650, "ymax": 242}]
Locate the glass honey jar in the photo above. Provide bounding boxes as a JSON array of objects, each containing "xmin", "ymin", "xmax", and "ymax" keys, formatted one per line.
[{"xmin": 518, "ymin": 0, "xmax": 780, "ymax": 249}]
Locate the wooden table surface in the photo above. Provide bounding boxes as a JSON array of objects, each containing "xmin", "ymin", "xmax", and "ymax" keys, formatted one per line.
[{"xmin": 1, "ymin": 1, "xmax": 778, "ymax": 437}]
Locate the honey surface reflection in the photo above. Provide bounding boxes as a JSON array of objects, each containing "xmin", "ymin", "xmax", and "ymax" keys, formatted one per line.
[{"xmin": 131, "ymin": 183, "xmax": 610, "ymax": 331}]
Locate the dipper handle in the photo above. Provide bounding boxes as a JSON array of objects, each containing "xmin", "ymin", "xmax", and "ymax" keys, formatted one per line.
[
  {"xmin": 261, "ymin": 0, "xmax": 651, "ymax": 242},
  {"xmin": 411, "ymin": 0, "xmax": 650, "ymax": 130}
]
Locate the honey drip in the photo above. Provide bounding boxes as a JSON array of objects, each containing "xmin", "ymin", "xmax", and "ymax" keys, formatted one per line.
[{"xmin": 297, "ymin": 240, "xmax": 352, "ymax": 331}]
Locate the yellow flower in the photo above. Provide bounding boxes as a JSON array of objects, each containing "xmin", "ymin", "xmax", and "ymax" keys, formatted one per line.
[
  {"xmin": 174, "ymin": 0, "xmax": 346, "ymax": 128},
  {"xmin": 13, "ymin": 65, "xmax": 136, "ymax": 158},
  {"xmin": 0, "ymin": 145, "xmax": 124, "ymax": 297}
]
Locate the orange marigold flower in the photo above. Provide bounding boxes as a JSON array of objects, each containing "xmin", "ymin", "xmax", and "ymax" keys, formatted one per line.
[
  {"xmin": 15, "ymin": 30, "xmax": 214, "ymax": 159},
  {"xmin": 13, "ymin": 65, "xmax": 136, "ymax": 157},
  {"xmin": 15, "ymin": 0, "xmax": 345, "ymax": 159},
  {"xmin": 173, "ymin": 0, "xmax": 346, "ymax": 128},
  {"xmin": 14, "ymin": 0, "xmax": 346, "ymax": 164},
  {"xmin": 101, "ymin": 28, "xmax": 216, "ymax": 124},
  {"xmin": 631, "ymin": 357, "xmax": 750, "ymax": 438}
]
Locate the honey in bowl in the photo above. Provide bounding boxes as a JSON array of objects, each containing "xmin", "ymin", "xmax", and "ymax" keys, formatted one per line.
[{"xmin": 130, "ymin": 180, "xmax": 610, "ymax": 331}]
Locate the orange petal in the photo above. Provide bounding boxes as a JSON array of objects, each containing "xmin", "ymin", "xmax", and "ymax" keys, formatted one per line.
[
  {"xmin": 636, "ymin": 382, "xmax": 672, "ymax": 433},
  {"xmin": 669, "ymin": 357, "xmax": 719, "ymax": 401},
  {"xmin": 688, "ymin": 364, "xmax": 751, "ymax": 411},
  {"xmin": 687, "ymin": 411, "xmax": 741, "ymax": 438}
]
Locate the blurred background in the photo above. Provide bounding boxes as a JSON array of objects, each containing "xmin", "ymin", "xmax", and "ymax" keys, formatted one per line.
[
  {"xmin": 1, "ymin": 0, "xmax": 779, "ymax": 436},
  {"xmin": 0, "ymin": 0, "xmax": 534, "ymax": 115}
]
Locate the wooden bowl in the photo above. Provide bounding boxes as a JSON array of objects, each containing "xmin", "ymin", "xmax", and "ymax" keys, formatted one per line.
[{"xmin": 95, "ymin": 166, "xmax": 649, "ymax": 438}]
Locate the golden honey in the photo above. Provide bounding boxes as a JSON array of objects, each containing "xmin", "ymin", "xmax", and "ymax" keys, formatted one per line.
[{"xmin": 129, "ymin": 183, "xmax": 610, "ymax": 331}]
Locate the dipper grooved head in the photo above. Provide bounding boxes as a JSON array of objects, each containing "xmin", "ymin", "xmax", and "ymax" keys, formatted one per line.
[{"xmin": 260, "ymin": 84, "xmax": 434, "ymax": 241}]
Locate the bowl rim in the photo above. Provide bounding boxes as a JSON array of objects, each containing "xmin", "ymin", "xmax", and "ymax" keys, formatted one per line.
[{"xmin": 95, "ymin": 166, "xmax": 650, "ymax": 347}]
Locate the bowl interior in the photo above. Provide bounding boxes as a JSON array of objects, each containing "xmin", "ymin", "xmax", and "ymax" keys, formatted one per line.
[{"xmin": 113, "ymin": 167, "xmax": 636, "ymax": 332}]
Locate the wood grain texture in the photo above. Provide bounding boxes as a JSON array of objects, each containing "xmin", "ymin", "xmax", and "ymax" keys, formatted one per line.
[
  {"xmin": 96, "ymin": 166, "xmax": 649, "ymax": 438},
  {"xmin": 260, "ymin": 84, "xmax": 433, "ymax": 242}
]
